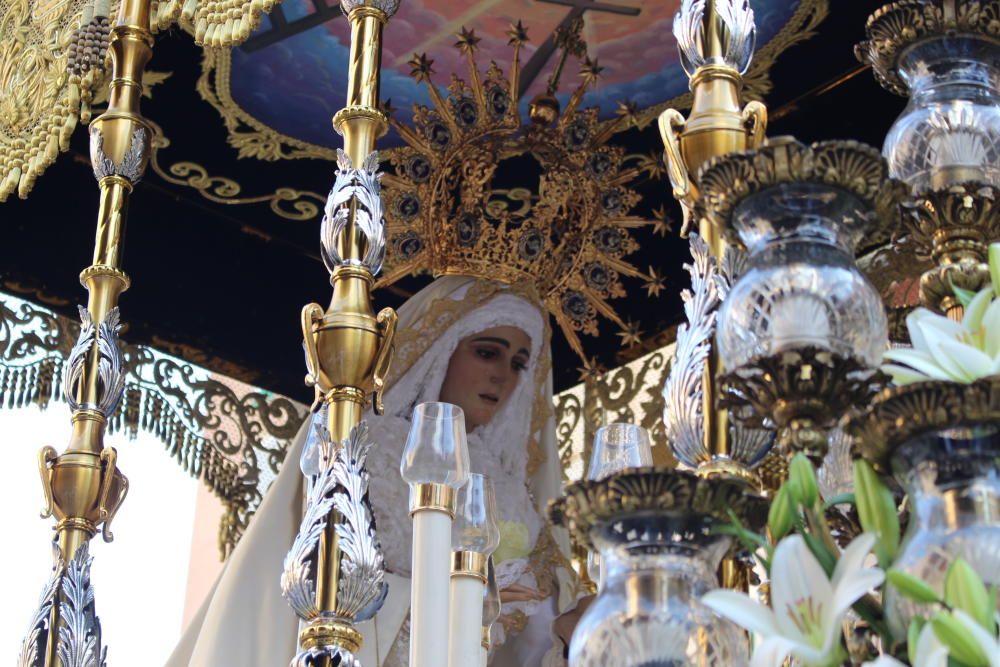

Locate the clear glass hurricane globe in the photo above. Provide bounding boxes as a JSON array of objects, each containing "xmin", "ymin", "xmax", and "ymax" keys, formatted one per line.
[
  {"xmin": 883, "ymin": 35, "xmax": 1000, "ymax": 191},
  {"xmin": 717, "ymin": 183, "xmax": 888, "ymax": 371}
]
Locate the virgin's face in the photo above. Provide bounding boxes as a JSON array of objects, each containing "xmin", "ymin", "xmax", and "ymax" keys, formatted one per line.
[{"xmin": 438, "ymin": 325, "xmax": 531, "ymax": 431}]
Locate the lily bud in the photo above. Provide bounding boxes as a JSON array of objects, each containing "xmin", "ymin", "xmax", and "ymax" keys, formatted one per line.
[
  {"xmin": 788, "ymin": 454, "xmax": 819, "ymax": 508},
  {"xmin": 930, "ymin": 611, "xmax": 990, "ymax": 667},
  {"xmin": 888, "ymin": 569, "xmax": 942, "ymax": 604},
  {"xmin": 990, "ymin": 242, "xmax": 1000, "ymax": 298},
  {"xmin": 945, "ymin": 558, "xmax": 996, "ymax": 634},
  {"xmin": 767, "ymin": 484, "xmax": 795, "ymax": 542},
  {"xmin": 853, "ymin": 459, "xmax": 899, "ymax": 569}
]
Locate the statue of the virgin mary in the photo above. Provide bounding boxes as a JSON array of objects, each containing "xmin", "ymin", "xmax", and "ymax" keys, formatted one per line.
[{"xmin": 168, "ymin": 275, "xmax": 580, "ymax": 666}]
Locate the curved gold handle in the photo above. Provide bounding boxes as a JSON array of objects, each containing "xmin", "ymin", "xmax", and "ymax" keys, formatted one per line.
[
  {"xmin": 742, "ymin": 101, "xmax": 768, "ymax": 149},
  {"xmin": 97, "ymin": 447, "xmax": 122, "ymax": 542},
  {"xmin": 657, "ymin": 108, "xmax": 691, "ymax": 203},
  {"xmin": 301, "ymin": 303, "xmax": 326, "ymax": 401},
  {"xmin": 100, "ymin": 456, "xmax": 129, "ymax": 544},
  {"xmin": 38, "ymin": 446, "xmax": 57, "ymax": 519},
  {"xmin": 372, "ymin": 307, "xmax": 398, "ymax": 416}
]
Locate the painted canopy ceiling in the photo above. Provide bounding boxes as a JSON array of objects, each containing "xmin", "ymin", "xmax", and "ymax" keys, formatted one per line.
[{"xmin": 213, "ymin": 0, "xmax": 823, "ymax": 154}]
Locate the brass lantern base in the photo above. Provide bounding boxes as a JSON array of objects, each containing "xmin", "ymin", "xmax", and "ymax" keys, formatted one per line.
[
  {"xmin": 843, "ymin": 375, "xmax": 1000, "ymax": 473},
  {"xmin": 719, "ymin": 347, "xmax": 888, "ymax": 462},
  {"xmin": 547, "ymin": 468, "xmax": 768, "ymax": 552}
]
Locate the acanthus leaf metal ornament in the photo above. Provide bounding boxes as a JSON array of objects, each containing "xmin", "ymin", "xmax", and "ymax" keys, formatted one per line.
[
  {"xmin": 63, "ymin": 307, "xmax": 126, "ymax": 419},
  {"xmin": 674, "ymin": 0, "xmax": 756, "ymax": 76},
  {"xmin": 662, "ymin": 234, "xmax": 718, "ymax": 469},
  {"xmin": 90, "ymin": 126, "xmax": 149, "ymax": 184},
  {"xmin": 328, "ymin": 421, "xmax": 387, "ymax": 622},
  {"xmin": 662, "ymin": 234, "xmax": 772, "ymax": 478},
  {"xmin": 281, "ymin": 419, "xmax": 339, "ymax": 622},
  {"xmin": 321, "ymin": 149, "xmax": 387, "ymax": 276},
  {"xmin": 17, "ymin": 550, "xmax": 61, "ymax": 667},
  {"xmin": 56, "ymin": 544, "xmax": 107, "ymax": 667}
]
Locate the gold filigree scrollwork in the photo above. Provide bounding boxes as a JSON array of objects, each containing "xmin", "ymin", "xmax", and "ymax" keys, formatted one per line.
[
  {"xmin": 0, "ymin": 292, "xmax": 309, "ymax": 557},
  {"xmin": 554, "ymin": 344, "xmax": 677, "ymax": 482},
  {"xmin": 148, "ymin": 120, "xmax": 328, "ymax": 222}
]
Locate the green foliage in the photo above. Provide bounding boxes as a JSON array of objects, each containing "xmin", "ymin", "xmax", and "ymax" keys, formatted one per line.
[{"xmin": 853, "ymin": 459, "xmax": 900, "ymax": 568}]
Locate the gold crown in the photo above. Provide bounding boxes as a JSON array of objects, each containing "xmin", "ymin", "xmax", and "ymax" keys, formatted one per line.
[{"xmin": 377, "ymin": 21, "xmax": 664, "ymax": 359}]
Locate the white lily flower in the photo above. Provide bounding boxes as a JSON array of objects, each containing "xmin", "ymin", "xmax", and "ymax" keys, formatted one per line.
[
  {"xmin": 862, "ymin": 623, "xmax": 949, "ymax": 667},
  {"xmin": 882, "ymin": 288, "xmax": 1000, "ymax": 385},
  {"xmin": 702, "ymin": 533, "xmax": 884, "ymax": 667}
]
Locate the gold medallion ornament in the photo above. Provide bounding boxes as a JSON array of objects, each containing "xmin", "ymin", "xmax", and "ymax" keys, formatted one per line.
[{"xmin": 377, "ymin": 21, "xmax": 662, "ymax": 359}]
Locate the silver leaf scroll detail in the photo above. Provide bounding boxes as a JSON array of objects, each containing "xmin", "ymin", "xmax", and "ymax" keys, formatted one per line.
[
  {"xmin": 321, "ymin": 149, "xmax": 387, "ymax": 276},
  {"xmin": 281, "ymin": 419, "xmax": 387, "ymax": 624},
  {"xmin": 281, "ymin": 416, "xmax": 338, "ymax": 621},
  {"xmin": 57, "ymin": 545, "xmax": 107, "ymax": 667},
  {"xmin": 662, "ymin": 234, "xmax": 773, "ymax": 468},
  {"xmin": 90, "ymin": 127, "xmax": 148, "ymax": 184},
  {"xmin": 17, "ymin": 548, "xmax": 61, "ymax": 667},
  {"xmin": 673, "ymin": 0, "xmax": 756, "ymax": 76},
  {"xmin": 290, "ymin": 646, "xmax": 362, "ymax": 667},
  {"xmin": 329, "ymin": 421, "xmax": 387, "ymax": 622},
  {"xmin": 340, "ymin": 0, "xmax": 399, "ymax": 17},
  {"xmin": 64, "ymin": 307, "xmax": 126, "ymax": 418},
  {"xmin": 663, "ymin": 233, "xmax": 718, "ymax": 467}
]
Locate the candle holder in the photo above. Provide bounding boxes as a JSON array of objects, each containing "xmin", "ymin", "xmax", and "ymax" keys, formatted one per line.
[
  {"xmin": 402, "ymin": 402, "xmax": 470, "ymax": 667},
  {"xmin": 449, "ymin": 473, "xmax": 499, "ymax": 667},
  {"xmin": 699, "ymin": 138, "xmax": 898, "ymax": 461},
  {"xmin": 549, "ymin": 468, "xmax": 768, "ymax": 667},
  {"xmin": 844, "ymin": 375, "xmax": 1000, "ymax": 637}
]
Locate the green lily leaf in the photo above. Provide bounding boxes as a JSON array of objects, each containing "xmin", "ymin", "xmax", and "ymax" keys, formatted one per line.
[{"xmin": 853, "ymin": 459, "xmax": 900, "ymax": 568}]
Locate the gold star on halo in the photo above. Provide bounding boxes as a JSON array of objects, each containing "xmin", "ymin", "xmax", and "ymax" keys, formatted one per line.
[
  {"xmin": 644, "ymin": 267, "xmax": 666, "ymax": 298},
  {"xmin": 652, "ymin": 205, "xmax": 675, "ymax": 238},
  {"xmin": 408, "ymin": 53, "xmax": 435, "ymax": 82},
  {"xmin": 642, "ymin": 152, "xmax": 667, "ymax": 180},
  {"xmin": 455, "ymin": 26, "xmax": 482, "ymax": 54},
  {"xmin": 507, "ymin": 20, "xmax": 529, "ymax": 46},
  {"xmin": 579, "ymin": 56, "xmax": 604, "ymax": 88},
  {"xmin": 615, "ymin": 99, "xmax": 639, "ymax": 127},
  {"xmin": 616, "ymin": 319, "xmax": 644, "ymax": 348}
]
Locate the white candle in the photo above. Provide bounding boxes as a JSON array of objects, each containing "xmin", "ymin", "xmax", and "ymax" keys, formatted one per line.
[
  {"xmin": 448, "ymin": 572, "xmax": 486, "ymax": 667},
  {"xmin": 410, "ymin": 509, "xmax": 453, "ymax": 667}
]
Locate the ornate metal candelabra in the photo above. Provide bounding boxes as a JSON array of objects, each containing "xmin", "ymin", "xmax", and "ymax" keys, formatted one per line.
[
  {"xmin": 18, "ymin": 0, "xmax": 155, "ymax": 663},
  {"xmin": 658, "ymin": 0, "xmax": 771, "ymax": 485},
  {"xmin": 280, "ymin": 1, "xmax": 399, "ymax": 665}
]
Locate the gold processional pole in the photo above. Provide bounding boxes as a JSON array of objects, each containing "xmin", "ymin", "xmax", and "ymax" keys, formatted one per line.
[
  {"xmin": 19, "ymin": 0, "xmax": 155, "ymax": 663},
  {"xmin": 657, "ymin": 0, "xmax": 767, "ymax": 588},
  {"xmin": 282, "ymin": 1, "xmax": 399, "ymax": 665}
]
